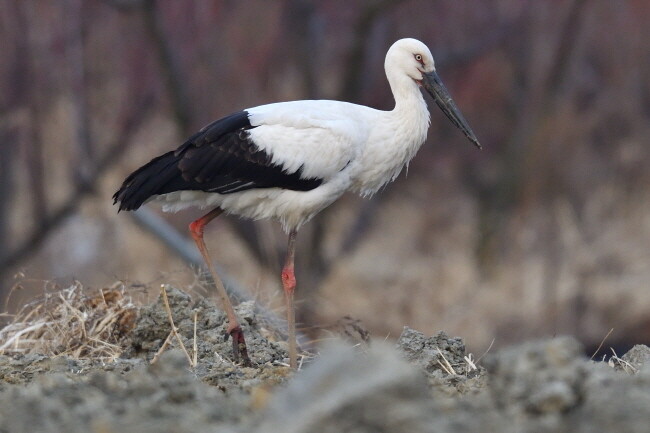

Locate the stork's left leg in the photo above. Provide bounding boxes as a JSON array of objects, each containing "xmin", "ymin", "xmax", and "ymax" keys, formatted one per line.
[
  {"xmin": 189, "ymin": 207, "xmax": 251, "ymax": 366},
  {"xmin": 281, "ymin": 229, "xmax": 298, "ymax": 369}
]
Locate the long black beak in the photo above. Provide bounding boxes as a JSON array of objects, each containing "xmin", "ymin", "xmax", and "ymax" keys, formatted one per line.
[{"xmin": 422, "ymin": 70, "xmax": 481, "ymax": 149}]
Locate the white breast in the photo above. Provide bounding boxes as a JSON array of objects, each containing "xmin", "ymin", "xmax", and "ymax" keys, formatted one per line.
[
  {"xmin": 350, "ymin": 96, "xmax": 430, "ymax": 196},
  {"xmin": 247, "ymin": 100, "xmax": 374, "ymax": 180}
]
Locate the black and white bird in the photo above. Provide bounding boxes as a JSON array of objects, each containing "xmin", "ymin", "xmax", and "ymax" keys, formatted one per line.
[{"xmin": 114, "ymin": 38, "xmax": 481, "ymax": 369}]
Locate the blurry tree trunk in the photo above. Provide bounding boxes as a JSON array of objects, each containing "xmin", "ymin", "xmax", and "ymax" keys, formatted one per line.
[
  {"xmin": 0, "ymin": 130, "xmax": 14, "ymax": 300},
  {"xmin": 22, "ymin": 2, "xmax": 48, "ymax": 227},
  {"xmin": 338, "ymin": 0, "xmax": 409, "ymax": 103},
  {"xmin": 0, "ymin": 3, "xmax": 27, "ymax": 296},
  {"xmin": 140, "ymin": 0, "xmax": 191, "ymax": 134},
  {"xmin": 25, "ymin": 109, "xmax": 46, "ymax": 226},
  {"xmin": 64, "ymin": 0, "xmax": 94, "ymax": 184},
  {"xmin": 469, "ymin": 0, "xmax": 590, "ymax": 273},
  {"xmin": 0, "ymin": 131, "xmax": 13, "ymax": 264},
  {"xmin": 542, "ymin": 203, "xmax": 563, "ymax": 334},
  {"xmin": 285, "ymin": 0, "xmax": 322, "ymax": 99}
]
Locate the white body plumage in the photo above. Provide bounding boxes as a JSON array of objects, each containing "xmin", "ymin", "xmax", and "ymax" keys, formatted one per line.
[{"xmin": 154, "ymin": 39, "xmax": 434, "ymax": 232}]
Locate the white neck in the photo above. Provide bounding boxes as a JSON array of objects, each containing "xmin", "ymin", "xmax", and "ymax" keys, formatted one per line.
[
  {"xmin": 389, "ymin": 70, "xmax": 425, "ymax": 110},
  {"xmin": 387, "ymin": 69, "xmax": 430, "ymax": 132},
  {"xmin": 352, "ymin": 69, "xmax": 431, "ymax": 196}
]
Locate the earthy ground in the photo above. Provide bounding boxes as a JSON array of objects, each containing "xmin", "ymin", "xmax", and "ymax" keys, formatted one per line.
[{"xmin": 0, "ymin": 286, "xmax": 649, "ymax": 433}]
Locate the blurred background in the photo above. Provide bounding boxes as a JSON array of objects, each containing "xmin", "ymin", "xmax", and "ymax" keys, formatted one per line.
[{"xmin": 1, "ymin": 0, "xmax": 649, "ymax": 354}]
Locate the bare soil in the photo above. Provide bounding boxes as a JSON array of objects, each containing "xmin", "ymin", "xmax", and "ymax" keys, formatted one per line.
[{"xmin": 0, "ymin": 286, "xmax": 649, "ymax": 433}]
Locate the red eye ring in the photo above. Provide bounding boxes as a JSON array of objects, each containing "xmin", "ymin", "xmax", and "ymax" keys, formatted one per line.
[{"xmin": 414, "ymin": 54, "xmax": 424, "ymax": 64}]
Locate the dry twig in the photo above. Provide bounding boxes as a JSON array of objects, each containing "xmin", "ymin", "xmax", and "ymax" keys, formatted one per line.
[
  {"xmin": 590, "ymin": 328, "xmax": 614, "ymax": 361},
  {"xmin": 436, "ymin": 347, "xmax": 457, "ymax": 375},
  {"xmin": 476, "ymin": 338, "xmax": 496, "ymax": 364},
  {"xmin": 150, "ymin": 331, "xmax": 174, "ymax": 365},
  {"xmin": 159, "ymin": 284, "xmax": 195, "ymax": 367},
  {"xmin": 193, "ymin": 311, "xmax": 198, "ymax": 366}
]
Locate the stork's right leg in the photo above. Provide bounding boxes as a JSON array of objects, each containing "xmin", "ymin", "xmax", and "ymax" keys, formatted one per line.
[
  {"xmin": 281, "ymin": 229, "xmax": 298, "ymax": 369},
  {"xmin": 189, "ymin": 208, "xmax": 251, "ymax": 366}
]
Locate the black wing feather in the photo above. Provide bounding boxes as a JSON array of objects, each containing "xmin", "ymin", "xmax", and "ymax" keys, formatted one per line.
[{"xmin": 113, "ymin": 110, "xmax": 322, "ymax": 211}]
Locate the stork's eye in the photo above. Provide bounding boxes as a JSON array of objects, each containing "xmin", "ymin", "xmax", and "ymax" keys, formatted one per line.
[{"xmin": 415, "ymin": 54, "xmax": 423, "ymax": 63}]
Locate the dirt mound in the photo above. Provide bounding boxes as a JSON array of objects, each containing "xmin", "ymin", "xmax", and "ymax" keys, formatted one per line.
[
  {"xmin": 250, "ymin": 337, "xmax": 650, "ymax": 433},
  {"xmin": 0, "ymin": 350, "xmax": 249, "ymax": 433},
  {"xmin": 0, "ymin": 353, "xmax": 143, "ymax": 388},
  {"xmin": 126, "ymin": 286, "xmax": 291, "ymax": 391},
  {"xmin": 1, "ymin": 284, "xmax": 649, "ymax": 432},
  {"xmin": 1, "ymin": 285, "xmax": 292, "ymax": 393},
  {"xmin": 0, "ymin": 284, "xmax": 292, "ymax": 432},
  {"xmin": 483, "ymin": 337, "xmax": 650, "ymax": 433},
  {"xmin": 128, "ymin": 286, "xmax": 287, "ymax": 363}
]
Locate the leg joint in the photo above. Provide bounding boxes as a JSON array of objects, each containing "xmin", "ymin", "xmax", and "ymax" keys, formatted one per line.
[
  {"xmin": 189, "ymin": 220, "xmax": 204, "ymax": 239},
  {"xmin": 281, "ymin": 267, "xmax": 296, "ymax": 293}
]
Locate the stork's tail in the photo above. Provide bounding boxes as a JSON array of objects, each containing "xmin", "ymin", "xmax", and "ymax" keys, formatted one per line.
[{"xmin": 113, "ymin": 151, "xmax": 181, "ymax": 212}]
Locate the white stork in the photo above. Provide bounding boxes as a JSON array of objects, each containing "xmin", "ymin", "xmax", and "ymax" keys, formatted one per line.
[{"xmin": 114, "ymin": 38, "xmax": 481, "ymax": 369}]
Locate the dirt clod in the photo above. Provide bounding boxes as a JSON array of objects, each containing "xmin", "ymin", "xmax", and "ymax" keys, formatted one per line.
[
  {"xmin": 620, "ymin": 344, "xmax": 650, "ymax": 371},
  {"xmin": 396, "ymin": 326, "xmax": 487, "ymax": 395},
  {"xmin": 484, "ymin": 336, "xmax": 586, "ymax": 415}
]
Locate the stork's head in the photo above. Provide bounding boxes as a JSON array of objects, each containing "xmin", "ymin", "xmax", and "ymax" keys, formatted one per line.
[{"xmin": 386, "ymin": 38, "xmax": 481, "ymax": 149}]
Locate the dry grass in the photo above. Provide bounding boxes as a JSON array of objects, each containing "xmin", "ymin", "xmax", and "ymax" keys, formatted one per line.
[{"xmin": 0, "ymin": 281, "xmax": 138, "ymax": 360}]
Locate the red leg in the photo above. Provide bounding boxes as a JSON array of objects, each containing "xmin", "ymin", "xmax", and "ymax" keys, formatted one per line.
[
  {"xmin": 189, "ymin": 208, "xmax": 251, "ymax": 366},
  {"xmin": 281, "ymin": 230, "xmax": 298, "ymax": 368}
]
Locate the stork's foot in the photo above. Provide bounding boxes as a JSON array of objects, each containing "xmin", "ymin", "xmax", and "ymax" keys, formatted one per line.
[{"xmin": 225, "ymin": 325, "xmax": 252, "ymax": 367}]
